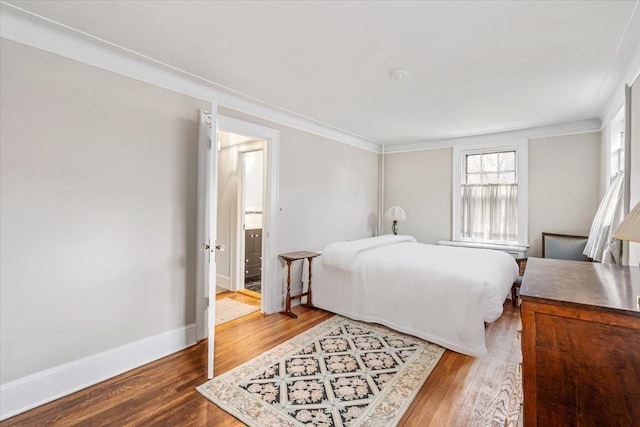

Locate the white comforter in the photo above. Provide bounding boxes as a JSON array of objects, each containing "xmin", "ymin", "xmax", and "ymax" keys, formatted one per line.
[{"xmin": 318, "ymin": 236, "xmax": 518, "ymax": 357}]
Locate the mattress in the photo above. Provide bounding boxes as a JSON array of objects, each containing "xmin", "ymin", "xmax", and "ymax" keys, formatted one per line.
[{"xmin": 313, "ymin": 236, "xmax": 519, "ymax": 357}]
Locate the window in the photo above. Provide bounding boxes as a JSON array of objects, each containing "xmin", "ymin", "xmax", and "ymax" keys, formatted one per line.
[
  {"xmin": 452, "ymin": 141, "xmax": 528, "ymax": 248},
  {"xmin": 610, "ymin": 106, "xmax": 625, "ymax": 179},
  {"xmin": 462, "ymin": 150, "xmax": 518, "ymax": 242}
]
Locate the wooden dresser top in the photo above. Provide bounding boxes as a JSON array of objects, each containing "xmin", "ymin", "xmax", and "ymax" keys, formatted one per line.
[{"xmin": 520, "ymin": 257, "xmax": 640, "ymax": 316}]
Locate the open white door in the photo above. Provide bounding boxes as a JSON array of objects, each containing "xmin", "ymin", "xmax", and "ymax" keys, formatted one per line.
[
  {"xmin": 207, "ymin": 101, "xmax": 218, "ymax": 379},
  {"xmin": 195, "ymin": 103, "xmax": 218, "ymax": 379}
]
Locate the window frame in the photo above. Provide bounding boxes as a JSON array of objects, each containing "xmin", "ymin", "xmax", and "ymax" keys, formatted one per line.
[
  {"xmin": 609, "ymin": 105, "xmax": 625, "ymax": 180},
  {"xmin": 452, "ymin": 140, "xmax": 528, "ymax": 248}
]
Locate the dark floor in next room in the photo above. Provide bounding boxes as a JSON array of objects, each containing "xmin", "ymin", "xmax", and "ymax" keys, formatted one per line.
[{"xmin": 245, "ymin": 279, "xmax": 261, "ymax": 293}]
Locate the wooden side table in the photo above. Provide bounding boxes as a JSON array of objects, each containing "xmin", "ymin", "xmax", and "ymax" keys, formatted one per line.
[{"xmin": 279, "ymin": 251, "xmax": 320, "ymax": 318}]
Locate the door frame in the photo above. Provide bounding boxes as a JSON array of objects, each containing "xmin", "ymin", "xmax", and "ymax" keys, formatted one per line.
[
  {"xmin": 195, "ymin": 112, "xmax": 279, "ymax": 377},
  {"xmin": 217, "ymin": 115, "xmax": 279, "ymax": 314}
]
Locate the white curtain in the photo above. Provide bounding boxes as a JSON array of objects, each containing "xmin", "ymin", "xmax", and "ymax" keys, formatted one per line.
[
  {"xmin": 461, "ymin": 183, "xmax": 518, "ymax": 242},
  {"xmin": 584, "ymin": 173, "xmax": 624, "ymax": 263}
]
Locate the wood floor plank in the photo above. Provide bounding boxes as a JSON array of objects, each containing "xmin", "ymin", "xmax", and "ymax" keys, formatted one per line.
[{"xmin": 1, "ymin": 302, "xmax": 520, "ymax": 426}]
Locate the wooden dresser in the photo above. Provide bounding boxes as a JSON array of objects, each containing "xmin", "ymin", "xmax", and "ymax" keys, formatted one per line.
[
  {"xmin": 520, "ymin": 257, "xmax": 640, "ymax": 426},
  {"xmin": 244, "ymin": 228, "xmax": 262, "ymax": 282}
]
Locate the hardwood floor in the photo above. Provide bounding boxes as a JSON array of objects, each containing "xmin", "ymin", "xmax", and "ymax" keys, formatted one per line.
[
  {"xmin": 216, "ymin": 290, "xmax": 261, "ymax": 305},
  {"xmin": 1, "ymin": 301, "xmax": 521, "ymax": 426}
]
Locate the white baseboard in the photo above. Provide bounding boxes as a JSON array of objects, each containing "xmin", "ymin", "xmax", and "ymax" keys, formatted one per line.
[
  {"xmin": 0, "ymin": 323, "xmax": 197, "ymax": 421},
  {"xmin": 216, "ymin": 274, "xmax": 230, "ymax": 290}
]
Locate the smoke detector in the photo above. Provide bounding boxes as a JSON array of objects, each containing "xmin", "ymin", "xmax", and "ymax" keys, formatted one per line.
[{"xmin": 390, "ymin": 69, "xmax": 408, "ymax": 81}]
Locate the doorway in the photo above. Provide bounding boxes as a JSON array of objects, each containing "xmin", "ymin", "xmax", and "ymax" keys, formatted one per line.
[
  {"xmin": 196, "ymin": 113, "xmax": 279, "ymax": 348},
  {"xmin": 215, "ymin": 132, "xmax": 264, "ymax": 303},
  {"xmin": 238, "ymin": 149, "xmax": 264, "ymax": 298}
]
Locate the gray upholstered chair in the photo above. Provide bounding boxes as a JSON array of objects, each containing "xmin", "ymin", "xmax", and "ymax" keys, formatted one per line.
[
  {"xmin": 541, "ymin": 232, "xmax": 589, "ymax": 261},
  {"xmin": 511, "ymin": 232, "xmax": 591, "ymax": 306}
]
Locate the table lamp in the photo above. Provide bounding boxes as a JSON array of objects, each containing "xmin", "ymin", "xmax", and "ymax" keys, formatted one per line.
[
  {"xmin": 385, "ymin": 206, "xmax": 406, "ymax": 235},
  {"xmin": 613, "ymin": 202, "xmax": 640, "ymax": 246}
]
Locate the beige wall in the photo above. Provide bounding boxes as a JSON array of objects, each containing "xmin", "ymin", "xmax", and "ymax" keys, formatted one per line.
[
  {"xmin": 383, "ymin": 132, "xmax": 601, "ymax": 257},
  {"xmin": 383, "ymin": 149, "xmax": 452, "ymax": 243},
  {"xmin": 218, "ymin": 108, "xmax": 380, "ymax": 299},
  {"xmin": 218, "ymin": 107, "xmax": 380, "ymax": 253},
  {"xmin": 0, "ymin": 39, "xmax": 206, "ymax": 383},
  {"xmin": 528, "ymin": 132, "xmax": 601, "ymax": 256},
  {"xmin": 0, "ymin": 39, "xmax": 380, "ymax": 386},
  {"xmin": 216, "ymin": 144, "xmax": 234, "ymax": 284},
  {"xmin": 629, "ymin": 75, "xmax": 640, "ymax": 265}
]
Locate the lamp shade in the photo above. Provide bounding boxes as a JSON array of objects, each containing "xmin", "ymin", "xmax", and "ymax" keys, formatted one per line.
[
  {"xmin": 385, "ymin": 206, "xmax": 406, "ymax": 222},
  {"xmin": 613, "ymin": 202, "xmax": 640, "ymax": 243}
]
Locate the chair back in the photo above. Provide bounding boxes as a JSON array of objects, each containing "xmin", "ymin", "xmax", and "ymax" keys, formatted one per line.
[{"xmin": 542, "ymin": 232, "xmax": 589, "ymax": 261}]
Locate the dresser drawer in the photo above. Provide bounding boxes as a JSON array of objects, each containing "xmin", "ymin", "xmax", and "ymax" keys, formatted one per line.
[
  {"xmin": 245, "ymin": 253, "xmax": 262, "ymax": 267},
  {"xmin": 245, "ymin": 265, "xmax": 261, "ymax": 278},
  {"xmin": 245, "ymin": 229, "xmax": 262, "ymax": 255}
]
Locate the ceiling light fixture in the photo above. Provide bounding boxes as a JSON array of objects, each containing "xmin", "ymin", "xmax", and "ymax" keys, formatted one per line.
[{"xmin": 390, "ymin": 69, "xmax": 408, "ymax": 81}]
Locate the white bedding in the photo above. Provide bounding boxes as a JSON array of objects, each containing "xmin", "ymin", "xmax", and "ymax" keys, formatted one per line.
[
  {"xmin": 315, "ymin": 236, "xmax": 518, "ymax": 357},
  {"xmin": 322, "ymin": 234, "xmax": 417, "ymax": 271}
]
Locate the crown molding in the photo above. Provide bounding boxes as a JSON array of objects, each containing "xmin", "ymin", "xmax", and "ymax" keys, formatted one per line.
[
  {"xmin": 384, "ymin": 118, "xmax": 602, "ymax": 154},
  {"xmin": 0, "ymin": 2, "xmax": 381, "ymax": 153}
]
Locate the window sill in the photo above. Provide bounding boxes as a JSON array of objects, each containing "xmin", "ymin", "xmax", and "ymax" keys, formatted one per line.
[{"xmin": 438, "ymin": 240, "xmax": 528, "ymax": 257}]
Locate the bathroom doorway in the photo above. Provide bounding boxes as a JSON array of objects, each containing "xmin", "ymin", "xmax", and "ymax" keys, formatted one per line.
[
  {"xmin": 215, "ymin": 130, "xmax": 265, "ymax": 301},
  {"xmin": 196, "ymin": 112, "xmax": 279, "ymax": 351},
  {"xmin": 238, "ymin": 149, "xmax": 264, "ymax": 297}
]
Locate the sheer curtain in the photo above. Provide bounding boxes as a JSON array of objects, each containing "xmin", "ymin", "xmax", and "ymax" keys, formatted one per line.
[
  {"xmin": 461, "ymin": 183, "xmax": 518, "ymax": 242},
  {"xmin": 583, "ymin": 172, "xmax": 624, "ymax": 263}
]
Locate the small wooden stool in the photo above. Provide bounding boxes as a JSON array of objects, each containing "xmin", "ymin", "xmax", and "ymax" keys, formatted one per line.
[
  {"xmin": 512, "ymin": 258, "xmax": 528, "ymax": 307},
  {"xmin": 279, "ymin": 251, "xmax": 320, "ymax": 318}
]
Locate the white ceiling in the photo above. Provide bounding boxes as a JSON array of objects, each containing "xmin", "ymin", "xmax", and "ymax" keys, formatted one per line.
[{"xmin": 5, "ymin": 0, "xmax": 640, "ymax": 145}]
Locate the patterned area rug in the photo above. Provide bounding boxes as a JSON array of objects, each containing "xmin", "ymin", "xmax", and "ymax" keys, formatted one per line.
[
  {"xmin": 197, "ymin": 315, "xmax": 445, "ymax": 426},
  {"xmin": 216, "ymin": 298, "xmax": 260, "ymax": 326}
]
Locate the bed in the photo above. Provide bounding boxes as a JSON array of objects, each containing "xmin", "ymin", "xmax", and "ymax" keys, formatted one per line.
[{"xmin": 313, "ymin": 235, "xmax": 519, "ymax": 357}]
